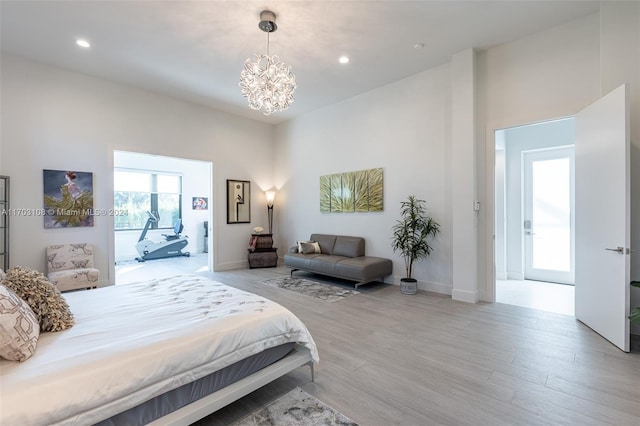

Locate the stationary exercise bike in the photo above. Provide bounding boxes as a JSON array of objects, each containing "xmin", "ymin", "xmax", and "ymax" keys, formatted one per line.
[{"xmin": 135, "ymin": 211, "xmax": 190, "ymax": 262}]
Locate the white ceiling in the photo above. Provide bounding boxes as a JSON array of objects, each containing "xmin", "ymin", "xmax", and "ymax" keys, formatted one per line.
[{"xmin": 1, "ymin": 1, "xmax": 600, "ymax": 124}]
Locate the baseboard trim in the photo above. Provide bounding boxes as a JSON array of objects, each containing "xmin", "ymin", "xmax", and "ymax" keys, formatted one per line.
[
  {"xmin": 390, "ymin": 275, "xmax": 452, "ymax": 295},
  {"xmin": 419, "ymin": 280, "xmax": 452, "ymax": 295},
  {"xmin": 452, "ymin": 288, "xmax": 479, "ymax": 303}
]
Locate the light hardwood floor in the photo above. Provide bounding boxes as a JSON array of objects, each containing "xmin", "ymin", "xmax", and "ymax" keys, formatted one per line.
[
  {"xmin": 496, "ymin": 279, "xmax": 574, "ymax": 316},
  {"xmin": 117, "ymin": 259, "xmax": 640, "ymax": 425}
]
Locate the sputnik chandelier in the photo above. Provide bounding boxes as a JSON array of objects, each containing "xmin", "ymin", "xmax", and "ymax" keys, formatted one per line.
[{"xmin": 239, "ymin": 10, "xmax": 297, "ymax": 116}]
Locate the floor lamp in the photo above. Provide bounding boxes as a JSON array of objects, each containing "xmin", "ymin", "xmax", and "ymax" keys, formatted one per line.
[{"xmin": 265, "ymin": 190, "xmax": 276, "ymax": 235}]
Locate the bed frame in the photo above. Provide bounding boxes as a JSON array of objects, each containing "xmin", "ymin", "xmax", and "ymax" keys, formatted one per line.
[
  {"xmin": 148, "ymin": 345, "xmax": 314, "ymax": 425},
  {"xmin": 1, "ymin": 275, "xmax": 318, "ymax": 426}
]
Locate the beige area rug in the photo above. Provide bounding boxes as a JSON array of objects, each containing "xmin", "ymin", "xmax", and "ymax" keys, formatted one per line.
[
  {"xmin": 232, "ymin": 387, "xmax": 358, "ymax": 426},
  {"xmin": 259, "ymin": 276, "xmax": 359, "ymax": 302}
]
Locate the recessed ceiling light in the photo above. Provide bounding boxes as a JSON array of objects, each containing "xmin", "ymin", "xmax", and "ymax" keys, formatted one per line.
[
  {"xmin": 76, "ymin": 39, "xmax": 91, "ymax": 48},
  {"xmin": 339, "ymin": 56, "xmax": 349, "ymax": 64},
  {"xmin": 414, "ymin": 43, "xmax": 424, "ymax": 50}
]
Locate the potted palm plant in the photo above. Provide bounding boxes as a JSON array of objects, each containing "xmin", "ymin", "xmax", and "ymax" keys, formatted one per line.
[{"xmin": 391, "ymin": 195, "xmax": 440, "ymax": 294}]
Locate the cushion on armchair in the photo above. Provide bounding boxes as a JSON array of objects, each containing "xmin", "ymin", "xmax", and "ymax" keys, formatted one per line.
[{"xmin": 46, "ymin": 244, "xmax": 99, "ymax": 292}]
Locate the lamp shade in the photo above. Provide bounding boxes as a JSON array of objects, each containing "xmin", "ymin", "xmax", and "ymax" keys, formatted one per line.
[{"xmin": 265, "ymin": 190, "xmax": 276, "ymax": 207}]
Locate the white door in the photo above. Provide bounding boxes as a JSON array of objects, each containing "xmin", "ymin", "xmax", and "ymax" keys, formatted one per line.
[
  {"xmin": 575, "ymin": 84, "xmax": 630, "ymax": 352},
  {"xmin": 523, "ymin": 147, "xmax": 575, "ymax": 284}
]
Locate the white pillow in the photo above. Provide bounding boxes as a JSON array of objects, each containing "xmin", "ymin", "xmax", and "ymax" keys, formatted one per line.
[
  {"xmin": 0, "ymin": 284, "xmax": 40, "ymax": 362},
  {"xmin": 3, "ymin": 266, "xmax": 74, "ymax": 332},
  {"xmin": 297, "ymin": 240, "xmax": 321, "ymax": 254},
  {"xmin": 0, "ymin": 268, "xmax": 5, "ymax": 281},
  {"xmin": 297, "ymin": 240, "xmax": 312, "ymax": 253},
  {"xmin": 304, "ymin": 242, "xmax": 325, "ymax": 255}
]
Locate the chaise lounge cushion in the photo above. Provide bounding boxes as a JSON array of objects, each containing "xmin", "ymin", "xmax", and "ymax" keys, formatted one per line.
[
  {"xmin": 312, "ymin": 234, "xmax": 337, "ymax": 254},
  {"xmin": 332, "ymin": 236, "xmax": 364, "ymax": 258},
  {"xmin": 335, "ymin": 257, "xmax": 393, "ymax": 283}
]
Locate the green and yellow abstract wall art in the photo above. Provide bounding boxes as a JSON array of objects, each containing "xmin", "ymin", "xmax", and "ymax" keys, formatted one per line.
[{"xmin": 320, "ymin": 167, "xmax": 383, "ymax": 213}]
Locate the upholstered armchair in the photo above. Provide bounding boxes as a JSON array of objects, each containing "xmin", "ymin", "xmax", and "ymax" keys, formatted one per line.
[{"xmin": 46, "ymin": 243, "xmax": 99, "ymax": 292}]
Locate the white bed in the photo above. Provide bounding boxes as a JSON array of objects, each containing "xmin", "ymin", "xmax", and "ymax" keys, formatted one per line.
[{"xmin": 0, "ymin": 275, "xmax": 318, "ymax": 425}]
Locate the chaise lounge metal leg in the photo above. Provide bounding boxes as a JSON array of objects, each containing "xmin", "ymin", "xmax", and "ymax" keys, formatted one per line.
[
  {"xmin": 290, "ymin": 268, "xmax": 299, "ymax": 278},
  {"xmin": 307, "ymin": 361, "xmax": 315, "ymax": 382},
  {"xmin": 354, "ymin": 280, "xmax": 373, "ymax": 290}
]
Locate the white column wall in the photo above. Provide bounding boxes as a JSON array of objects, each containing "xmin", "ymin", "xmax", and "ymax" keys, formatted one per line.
[
  {"xmin": 451, "ymin": 48, "xmax": 478, "ymax": 303},
  {"xmin": 494, "ymin": 141, "xmax": 507, "ymax": 281}
]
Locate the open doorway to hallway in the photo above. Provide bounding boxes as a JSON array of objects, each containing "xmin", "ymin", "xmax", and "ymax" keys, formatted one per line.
[
  {"xmin": 113, "ymin": 151, "xmax": 213, "ymax": 284},
  {"xmin": 494, "ymin": 118, "xmax": 575, "ymax": 316}
]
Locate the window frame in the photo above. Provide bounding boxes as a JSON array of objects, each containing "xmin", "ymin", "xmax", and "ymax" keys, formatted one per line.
[{"xmin": 114, "ymin": 169, "xmax": 182, "ymax": 231}]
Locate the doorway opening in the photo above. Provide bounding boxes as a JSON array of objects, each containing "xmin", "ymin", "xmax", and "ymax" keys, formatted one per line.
[
  {"xmin": 494, "ymin": 118, "xmax": 575, "ymax": 316},
  {"xmin": 113, "ymin": 150, "xmax": 212, "ymax": 284}
]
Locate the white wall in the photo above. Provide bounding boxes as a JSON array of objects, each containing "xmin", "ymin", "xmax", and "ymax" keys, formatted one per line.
[
  {"xmin": 275, "ymin": 4, "xmax": 640, "ymax": 308},
  {"xmin": 0, "ymin": 54, "xmax": 275, "ymax": 284},
  {"xmin": 477, "ymin": 3, "xmax": 639, "ymax": 334},
  {"xmin": 113, "ymin": 151, "xmax": 212, "ymax": 262},
  {"xmin": 494, "ymin": 140, "xmax": 506, "ymax": 280},
  {"xmin": 273, "ymin": 11, "xmax": 608, "ymax": 296},
  {"xmin": 478, "ymin": 12, "xmax": 601, "ymax": 300},
  {"xmin": 1, "ymin": 3, "xmax": 638, "ymax": 330},
  {"xmin": 275, "ymin": 64, "xmax": 454, "ymax": 294}
]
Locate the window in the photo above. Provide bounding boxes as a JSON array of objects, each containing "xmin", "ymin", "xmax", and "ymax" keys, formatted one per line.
[{"xmin": 114, "ymin": 170, "xmax": 182, "ymax": 230}]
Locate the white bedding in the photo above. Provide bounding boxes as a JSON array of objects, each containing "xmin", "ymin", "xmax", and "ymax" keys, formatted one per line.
[{"xmin": 0, "ymin": 275, "xmax": 318, "ymax": 425}]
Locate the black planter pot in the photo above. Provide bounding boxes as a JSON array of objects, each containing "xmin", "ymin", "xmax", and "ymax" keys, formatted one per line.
[{"xmin": 400, "ymin": 278, "xmax": 418, "ymax": 295}]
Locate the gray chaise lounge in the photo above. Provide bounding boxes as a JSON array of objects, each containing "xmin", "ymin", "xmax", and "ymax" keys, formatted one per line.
[{"xmin": 284, "ymin": 233, "xmax": 393, "ymax": 289}]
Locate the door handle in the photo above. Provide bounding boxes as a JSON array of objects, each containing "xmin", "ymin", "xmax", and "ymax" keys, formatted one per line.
[
  {"xmin": 626, "ymin": 248, "xmax": 637, "ymax": 255},
  {"xmin": 605, "ymin": 246, "xmax": 624, "ymax": 254},
  {"xmin": 525, "ymin": 231, "xmax": 536, "ymax": 236}
]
